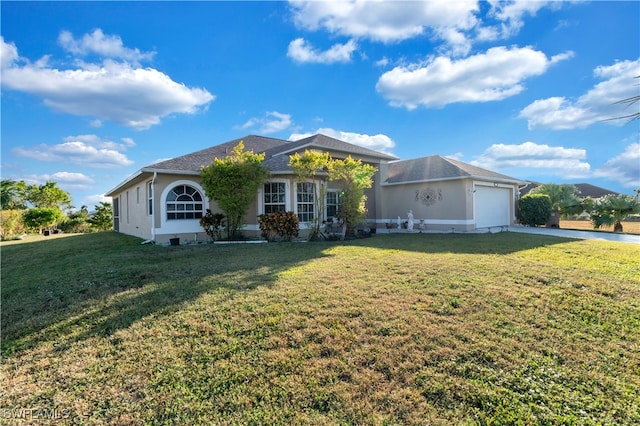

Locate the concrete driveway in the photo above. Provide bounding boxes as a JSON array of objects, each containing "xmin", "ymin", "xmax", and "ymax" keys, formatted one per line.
[{"xmin": 507, "ymin": 225, "xmax": 640, "ymax": 244}]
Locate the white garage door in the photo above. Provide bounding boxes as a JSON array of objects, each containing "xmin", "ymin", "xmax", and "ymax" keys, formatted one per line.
[{"xmin": 475, "ymin": 186, "xmax": 512, "ymax": 229}]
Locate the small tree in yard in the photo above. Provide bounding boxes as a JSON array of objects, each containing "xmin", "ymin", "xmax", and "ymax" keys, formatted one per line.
[
  {"xmin": 23, "ymin": 207, "xmax": 63, "ymax": 234},
  {"xmin": 289, "ymin": 150, "xmax": 331, "ymax": 240},
  {"xmin": 26, "ymin": 181, "xmax": 72, "ymax": 210},
  {"xmin": 590, "ymin": 194, "xmax": 640, "ymax": 233},
  {"xmin": 327, "ymin": 156, "xmax": 377, "ymax": 237},
  {"xmin": 200, "ymin": 141, "xmax": 270, "ymax": 240},
  {"xmin": 517, "ymin": 193, "xmax": 552, "ymax": 226},
  {"xmin": 90, "ymin": 202, "xmax": 113, "ymax": 231}
]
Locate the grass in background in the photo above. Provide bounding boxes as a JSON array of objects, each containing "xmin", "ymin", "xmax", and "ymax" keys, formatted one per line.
[
  {"xmin": 560, "ymin": 219, "xmax": 640, "ymax": 235},
  {"xmin": 2, "ymin": 232, "xmax": 639, "ymax": 424}
]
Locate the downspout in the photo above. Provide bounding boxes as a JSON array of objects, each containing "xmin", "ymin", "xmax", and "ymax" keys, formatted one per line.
[{"xmin": 151, "ymin": 172, "xmax": 157, "ymax": 241}]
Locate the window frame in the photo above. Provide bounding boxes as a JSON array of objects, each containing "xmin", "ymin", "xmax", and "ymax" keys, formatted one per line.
[
  {"xmin": 296, "ymin": 181, "xmax": 316, "ymax": 223},
  {"xmin": 325, "ymin": 189, "xmax": 341, "ymax": 220},
  {"xmin": 147, "ymin": 181, "xmax": 153, "ymax": 216},
  {"xmin": 263, "ymin": 181, "xmax": 287, "ymax": 214},
  {"xmin": 165, "ymin": 184, "xmax": 205, "ymax": 221}
]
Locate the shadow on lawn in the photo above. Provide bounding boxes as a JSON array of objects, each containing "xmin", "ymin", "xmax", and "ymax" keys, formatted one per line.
[
  {"xmin": 1, "ymin": 233, "xmax": 330, "ymax": 356},
  {"xmin": 354, "ymin": 230, "xmax": 573, "ymax": 255}
]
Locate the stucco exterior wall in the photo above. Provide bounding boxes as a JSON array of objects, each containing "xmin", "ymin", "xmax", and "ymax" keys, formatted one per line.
[
  {"xmin": 378, "ymin": 179, "xmax": 475, "ymax": 231},
  {"xmin": 148, "ymin": 174, "xmax": 209, "ymax": 244},
  {"xmin": 112, "ymin": 182, "xmax": 153, "ymax": 241}
]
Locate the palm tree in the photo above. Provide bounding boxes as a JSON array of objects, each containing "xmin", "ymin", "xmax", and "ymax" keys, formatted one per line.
[
  {"xmin": 0, "ymin": 179, "xmax": 27, "ymax": 210},
  {"xmin": 591, "ymin": 194, "xmax": 640, "ymax": 233},
  {"xmin": 530, "ymin": 183, "xmax": 581, "ymax": 227}
]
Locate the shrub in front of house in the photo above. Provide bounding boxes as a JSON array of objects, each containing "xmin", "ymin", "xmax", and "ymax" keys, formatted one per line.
[
  {"xmin": 200, "ymin": 209, "xmax": 225, "ymax": 241},
  {"xmin": 517, "ymin": 193, "xmax": 552, "ymax": 226},
  {"xmin": 258, "ymin": 211, "xmax": 299, "ymax": 242}
]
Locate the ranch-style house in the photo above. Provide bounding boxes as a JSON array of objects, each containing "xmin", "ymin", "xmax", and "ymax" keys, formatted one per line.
[{"xmin": 106, "ymin": 134, "xmax": 525, "ymax": 244}]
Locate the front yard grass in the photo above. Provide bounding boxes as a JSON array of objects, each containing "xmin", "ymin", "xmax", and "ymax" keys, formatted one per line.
[{"xmin": 2, "ymin": 232, "xmax": 639, "ymax": 424}]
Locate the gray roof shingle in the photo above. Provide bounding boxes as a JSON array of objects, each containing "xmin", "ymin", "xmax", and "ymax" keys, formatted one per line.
[
  {"xmin": 145, "ymin": 133, "xmax": 397, "ymax": 174},
  {"xmin": 386, "ymin": 155, "xmax": 522, "ymax": 183},
  {"xmin": 146, "ymin": 135, "xmax": 289, "ymax": 172}
]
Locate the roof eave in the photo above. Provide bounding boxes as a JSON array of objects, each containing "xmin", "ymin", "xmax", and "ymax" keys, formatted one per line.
[
  {"xmin": 105, "ymin": 168, "xmax": 201, "ymax": 197},
  {"xmin": 384, "ymin": 175, "xmax": 525, "ymax": 186}
]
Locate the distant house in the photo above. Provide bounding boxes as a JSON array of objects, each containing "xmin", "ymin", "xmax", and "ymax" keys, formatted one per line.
[
  {"xmin": 519, "ymin": 182, "xmax": 620, "ymax": 199},
  {"xmin": 106, "ymin": 134, "xmax": 524, "ymax": 244}
]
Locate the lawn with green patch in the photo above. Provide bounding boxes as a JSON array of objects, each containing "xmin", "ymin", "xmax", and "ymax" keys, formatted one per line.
[{"xmin": 2, "ymin": 232, "xmax": 639, "ymax": 424}]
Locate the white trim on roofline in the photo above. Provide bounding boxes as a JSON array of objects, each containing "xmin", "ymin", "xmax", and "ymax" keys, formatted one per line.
[
  {"xmin": 106, "ymin": 168, "xmax": 201, "ymax": 197},
  {"xmin": 142, "ymin": 168, "xmax": 201, "ymax": 176},
  {"xmin": 383, "ymin": 176, "xmax": 523, "ymax": 186}
]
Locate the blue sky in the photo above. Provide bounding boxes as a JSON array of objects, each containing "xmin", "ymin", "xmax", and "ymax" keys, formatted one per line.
[{"xmin": 2, "ymin": 1, "xmax": 639, "ymax": 209}]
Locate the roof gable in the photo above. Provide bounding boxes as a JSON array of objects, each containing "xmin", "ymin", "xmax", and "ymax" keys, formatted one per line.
[
  {"xmin": 277, "ymin": 134, "xmax": 398, "ymax": 161},
  {"xmin": 386, "ymin": 155, "xmax": 521, "ymax": 184}
]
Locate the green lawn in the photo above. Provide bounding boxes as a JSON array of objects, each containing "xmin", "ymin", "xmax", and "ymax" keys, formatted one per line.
[{"xmin": 2, "ymin": 232, "xmax": 639, "ymax": 425}]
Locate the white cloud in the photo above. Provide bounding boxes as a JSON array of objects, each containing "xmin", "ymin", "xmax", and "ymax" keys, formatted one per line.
[
  {"xmin": 13, "ymin": 134, "xmax": 134, "ymax": 168},
  {"xmin": 471, "ymin": 141, "xmax": 591, "ymax": 179},
  {"xmin": 482, "ymin": 0, "xmax": 563, "ymax": 41},
  {"xmin": 287, "ymin": 38, "xmax": 357, "ymax": 64},
  {"xmin": 240, "ymin": 111, "xmax": 293, "ymax": 134},
  {"xmin": 594, "ymin": 143, "xmax": 640, "ymax": 189},
  {"xmin": 63, "ymin": 134, "xmax": 136, "ymax": 151},
  {"xmin": 1, "ymin": 33, "xmax": 214, "ymax": 130},
  {"xmin": 289, "ymin": 127, "xmax": 396, "ymax": 154},
  {"xmin": 84, "ymin": 193, "xmax": 112, "ymax": 207},
  {"xmin": 519, "ymin": 58, "xmax": 640, "ymax": 129},
  {"xmin": 289, "ymin": 0, "xmax": 479, "ymax": 54},
  {"xmin": 445, "ymin": 152, "xmax": 465, "ymax": 161},
  {"xmin": 288, "ymin": 1, "xmax": 574, "ymax": 56},
  {"xmin": 58, "ymin": 29, "xmax": 155, "ymax": 65},
  {"xmin": 21, "ymin": 172, "xmax": 94, "ymax": 190},
  {"xmin": 375, "ymin": 57, "xmax": 390, "ymax": 67},
  {"xmin": 0, "ymin": 36, "xmax": 19, "ymax": 68},
  {"xmin": 376, "ymin": 46, "xmax": 572, "ymax": 109}
]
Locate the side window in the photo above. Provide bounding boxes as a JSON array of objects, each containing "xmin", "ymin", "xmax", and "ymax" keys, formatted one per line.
[
  {"xmin": 166, "ymin": 184, "xmax": 204, "ymax": 220},
  {"xmin": 147, "ymin": 181, "xmax": 153, "ymax": 215}
]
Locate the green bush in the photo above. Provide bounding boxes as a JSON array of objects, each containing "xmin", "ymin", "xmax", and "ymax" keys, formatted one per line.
[
  {"xmin": 258, "ymin": 211, "xmax": 299, "ymax": 241},
  {"xmin": 0, "ymin": 209, "xmax": 26, "ymax": 240},
  {"xmin": 22, "ymin": 207, "xmax": 64, "ymax": 233},
  {"xmin": 58, "ymin": 217, "xmax": 93, "ymax": 234},
  {"xmin": 200, "ymin": 210, "xmax": 225, "ymax": 241},
  {"xmin": 517, "ymin": 194, "xmax": 551, "ymax": 226}
]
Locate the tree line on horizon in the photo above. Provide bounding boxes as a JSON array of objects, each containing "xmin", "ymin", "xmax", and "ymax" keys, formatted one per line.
[{"xmin": 0, "ymin": 179, "xmax": 112, "ymax": 240}]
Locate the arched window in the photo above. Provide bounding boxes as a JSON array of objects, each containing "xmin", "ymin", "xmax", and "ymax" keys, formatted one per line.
[{"xmin": 166, "ymin": 184, "xmax": 204, "ymax": 220}]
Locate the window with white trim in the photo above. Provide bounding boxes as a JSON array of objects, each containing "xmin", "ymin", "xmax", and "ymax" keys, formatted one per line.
[
  {"xmin": 326, "ymin": 190, "xmax": 341, "ymax": 219},
  {"xmin": 297, "ymin": 182, "xmax": 315, "ymax": 223},
  {"xmin": 263, "ymin": 182, "xmax": 286, "ymax": 213},
  {"xmin": 166, "ymin": 184, "xmax": 204, "ymax": 220}
]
